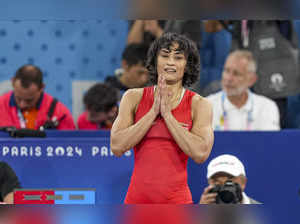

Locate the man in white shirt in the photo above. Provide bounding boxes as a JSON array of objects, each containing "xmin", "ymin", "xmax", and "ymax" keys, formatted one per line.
[
  {"xmin": 199, "ymin": 154, "xmax": 260, "ymax": 204},
  {"xmin": 207, "ymin": 50, "xmax": 280, "ymax": 130}
]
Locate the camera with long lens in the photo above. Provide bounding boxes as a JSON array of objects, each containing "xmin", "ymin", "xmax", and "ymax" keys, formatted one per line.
[{"xmin": 209, "ymin": 180, "xmax": 243, "ymax": 204}]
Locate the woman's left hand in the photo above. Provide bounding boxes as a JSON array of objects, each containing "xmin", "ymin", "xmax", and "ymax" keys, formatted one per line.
[{"xmin": 159, "ymin": 76, "xmax": 172, "ymax": 119}]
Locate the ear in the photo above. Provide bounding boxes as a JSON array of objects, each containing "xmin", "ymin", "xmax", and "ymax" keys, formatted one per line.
[
  {"xmin": 240, "ymin": 176, "xmax": 247, "ymax": 191},
  {"xmin": 122, "ymin": 60, "xmax": 129, "ymax": 70},
  {"xmin": 248, "ymin": 72, "xmax": 257, "ymax": 87},
  {"xmin": 11, "ymin": 77, "xmax": 16, "ymax": 86},
  {"xmin": 184, "ymin": 66, "xmax": 187, "ymax": 72},
  {"xmin": 111, "ymin": 105, "xmax": 118, "ymax": 113},
  {"xmin": 208, "ymin": 178, "xmax": 213, "ymax": 186},
  {"xmin": 40, "ymin": 83, "xmax": 45, "ymax": 92}
]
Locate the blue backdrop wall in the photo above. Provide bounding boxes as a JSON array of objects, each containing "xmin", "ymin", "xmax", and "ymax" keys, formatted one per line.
[{"xmin": 0, "ymin": 20, "xmax": 128, "ymax": 120}]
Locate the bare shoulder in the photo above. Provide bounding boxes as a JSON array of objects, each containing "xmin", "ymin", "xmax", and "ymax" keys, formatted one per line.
[
  {"xmin": 192, "ymin": 93, "xmax": 212, "ymax": 109},
  {"xmin": 191, "ymin": 93, "xmax": 213, "ymax": 120},
  {"xmin": 120, "ymin": 88, "xmax": 145, "ymax": 112},
  {"xmin": 123, "ymin": 88, "xmax": 144, "ymax": 97},
  {"xmin": 122, "ymin": 88, "xmax": 144, "ymax": 102}
]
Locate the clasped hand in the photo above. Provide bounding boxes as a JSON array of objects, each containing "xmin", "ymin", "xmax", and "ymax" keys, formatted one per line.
[{"xmin": 152, "ymin": 76, "xmax": 173, "ymax": 119}]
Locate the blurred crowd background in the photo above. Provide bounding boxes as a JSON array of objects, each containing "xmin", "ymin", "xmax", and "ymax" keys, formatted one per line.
[{"xmin": 0, "ymin": 20, "xmax": 299, "ymax": 129}]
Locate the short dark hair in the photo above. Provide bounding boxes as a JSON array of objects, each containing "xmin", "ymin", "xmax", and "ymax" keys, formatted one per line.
[
  {"xmin": 14, "ymin": 64, "xmax": 43, "ymax": 88},
  {"xmin": 84, "ymin": 83, "xmax": 119, "ymax": 113},
  {"xmin": 122, "ymin": 43, "xmax": 149, "ymax": 67},
  {"xmin": 146, "ymin": 32, "xmax": 200, "ymax": 87}
]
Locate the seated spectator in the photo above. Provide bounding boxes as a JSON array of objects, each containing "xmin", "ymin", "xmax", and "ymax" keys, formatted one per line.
[
  {"xmin": 207, "ymin": 50, "xmax": 280, "ymax": 130},
  {"xmin": 199, "ymin": 154, "xmax": 260, "ymax": 204},
  {"xmin": 0, "ymin": 161, "xmax": 21, "ymax": 204},
  {"xmin": 0, "ymin": 65, "xmax": 75, "ymax": 130},
  {"xmin": 77, "ymin": 83, "xmax": 119, "ymax": 130},
  {"xmin": 105, "ymin": 43, "xmax": 149, "ymax": 96},
  {"xmin": 223, "ymin": 20, "xmax": 300, "ymax": 128}
]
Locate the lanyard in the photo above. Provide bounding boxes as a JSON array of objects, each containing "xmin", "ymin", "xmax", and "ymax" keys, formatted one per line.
[
  {"xmin": 241, "ymin": 20, "xmax": 249, "ymax": 48},
  {"xmin": 220, "ymin": 92, "xmax": 254, "ymax": 130},
  {"xmin": 17, "ymin": 109, "xmax": 26, "ymax": 128}
]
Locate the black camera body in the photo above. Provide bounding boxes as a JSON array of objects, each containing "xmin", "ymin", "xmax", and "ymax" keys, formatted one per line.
[{"xmin": 209, "ymin": 180, "xmax": 243, "ymax": 204}]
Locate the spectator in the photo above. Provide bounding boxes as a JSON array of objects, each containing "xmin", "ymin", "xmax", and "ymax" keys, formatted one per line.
[
  {"xmin": 127, "ymin": 20, "xmax": 202, "ymax": 50},
  {"xmin": 199, "ymin": 154, "xmax": 260, "ymax": 204},
  {"xmin": 163, "ymin": 20, "xmax": 202, "ymax": 51},
  {"xmin": 77, "ymin": 83, "xmax": 119, "ymax": 130},
  {"xmin": 0, "ymin": 65, "xmax": 75, "ymax": 130},
  {"xmin": 207, "ymin": 50, "xmax": 280, "ymax": 130},
  {"xmin": 105, "ymin": 43, "xmax": 149, "ymax": 96},
  {"xmin": 127, "ymin": 20, "xmax": 165, "ymax": 48},
  {"xmin": 0, "ymin": 161, "xmax": 21, "ymax": 204},
  {"xmin": 222, "ymin": 20, "xmax": 300, "ymax": 128}
]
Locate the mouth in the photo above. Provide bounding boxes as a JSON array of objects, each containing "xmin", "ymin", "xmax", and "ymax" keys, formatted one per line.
[
  {"xmin": 223, "ymin": 83, "xmax": 234, "ymax": 89},
  {"xmin": 164, "ymin": 67, "xmax": 176, "ymax": 73}
]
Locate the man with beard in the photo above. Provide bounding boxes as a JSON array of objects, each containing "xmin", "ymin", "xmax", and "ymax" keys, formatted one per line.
[{"xmin": 207, "ymin": 50, "xmax": 280, "ymax": 130}]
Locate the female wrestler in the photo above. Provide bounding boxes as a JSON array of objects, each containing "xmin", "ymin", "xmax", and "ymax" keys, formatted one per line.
[{"xmin": 111, "ymin": 32, "xmax": 214, "ymax": 204}]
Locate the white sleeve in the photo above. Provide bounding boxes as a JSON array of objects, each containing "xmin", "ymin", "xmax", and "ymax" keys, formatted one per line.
[{"xmin": 260, "ymin": 100, "xmax": 280, "ymax": 130}]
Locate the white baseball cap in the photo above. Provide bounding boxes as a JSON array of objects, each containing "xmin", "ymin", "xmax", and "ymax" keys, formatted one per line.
[{"xmin": 207, "ymin": 154, "xmax": 246, "ymax": 179}]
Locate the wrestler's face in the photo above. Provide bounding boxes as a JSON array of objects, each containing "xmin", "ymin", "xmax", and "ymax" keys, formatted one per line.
[
  {"xmin": 13, "ymin": 79, "xmax": 44, "ymax": 111},
  {"xmin": 221, "ymin": 55, "xmax": 255, "ymax": 97},
  {"xmin": 156, "ymin": 42, "xmax": 187, "ymax": 85}
]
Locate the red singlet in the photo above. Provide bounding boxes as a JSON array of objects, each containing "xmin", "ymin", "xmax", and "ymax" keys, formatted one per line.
[{"xmin": 124, "ymin": 86, "xmax": 196, "ymax": 204}]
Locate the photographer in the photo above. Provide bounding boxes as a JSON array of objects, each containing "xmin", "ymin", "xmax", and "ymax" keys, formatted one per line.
[
  {"xmin": 199, "ymin": 154, "xmax": 260, "ymax": 204},
  {"xmin": 0, "ymin": 161, "xmax": 21, "ymax": 204}
]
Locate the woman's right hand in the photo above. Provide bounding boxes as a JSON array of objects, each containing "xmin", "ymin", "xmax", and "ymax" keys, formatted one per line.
[{"xmin": 152, "ymin": 83, "xmax": 161, "ymax": 116}]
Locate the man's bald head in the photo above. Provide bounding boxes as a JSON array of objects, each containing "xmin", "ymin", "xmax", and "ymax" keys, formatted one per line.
[
  {"xmin": 13, "ymin": 64, "xmax": 43, "ymax": 89},
  {"xmin": 12, "ymin": 65, "xmax": 45, "ymax": 110}
]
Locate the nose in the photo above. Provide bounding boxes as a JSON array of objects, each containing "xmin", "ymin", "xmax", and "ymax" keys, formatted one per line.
[
  {"xmin": 166, "ymin": 56, "xmax": 175, "ymax": 65},
  {"xmin": 216, "ymin": 177, "xmax": 229, "ymax": 186}
]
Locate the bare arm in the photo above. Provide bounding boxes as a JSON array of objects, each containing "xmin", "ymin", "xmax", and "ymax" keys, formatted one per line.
[
  {"xmin": 127, "ymin": 20, "xmax": 145, "ymax": 44},
  {"xmin": 110, "ymin": 88, "xmax": 160, "ymax": 156},
  {"xmin": 144, "ymin": 20, "xmax": 164, "ymax": 38},
  {"xmin": 163, "ymin": 95, "xmax": 214, "ymax": 164}
]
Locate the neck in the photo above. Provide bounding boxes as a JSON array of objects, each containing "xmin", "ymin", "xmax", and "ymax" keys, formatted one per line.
[
  {"xmin": 165, "ymin": 81, "xmax": 184, "ymax": 102},
  {"xmin": 227, "ymin": 91, "xmax": 249, "ymax": 108}
]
